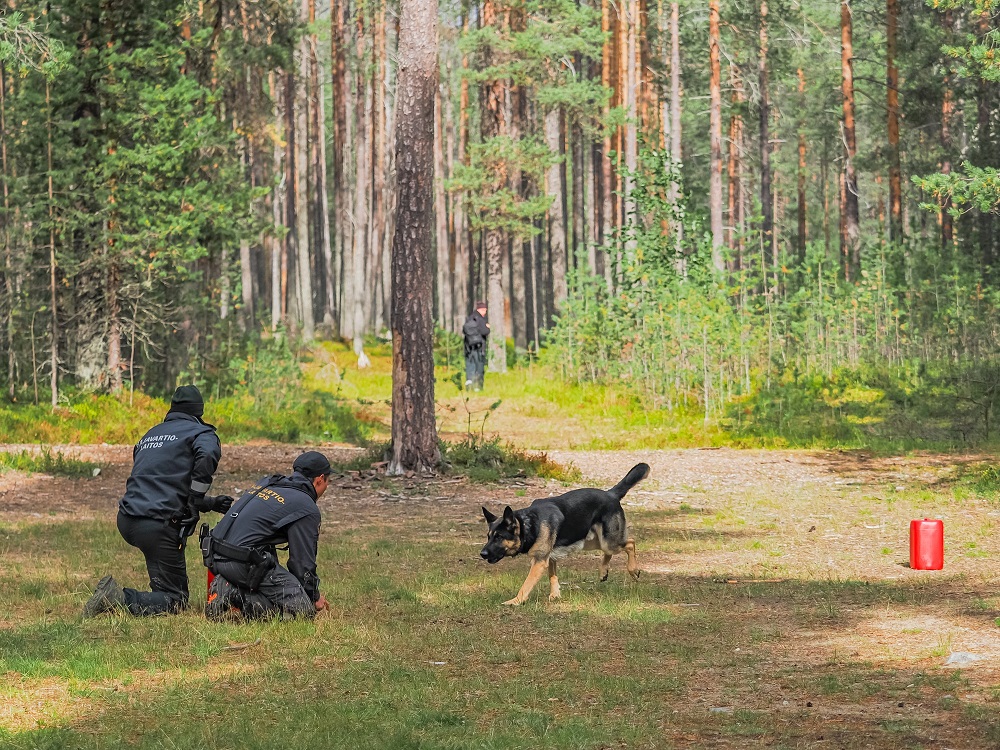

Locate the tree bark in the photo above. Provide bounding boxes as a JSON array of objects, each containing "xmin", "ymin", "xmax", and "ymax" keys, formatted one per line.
[
  {"xmin": 886, "ymin": 0, "xmax": 902, "ymax": 244},
  {"xmin": 352, "ymin": 11, "xmax": 372, "ymax": 366},
  {"xmin": 940, "ymin": 10, "xmax": 954, "ymax": 251},
  {"xmin": 389, "ymin": 0, "xmax": 441, "ymax": 475},
  {"xmin": 841, "ymin": 0, "xmax": 860, "ymax": 278},
  {"xmin": 727, "ymin": 67, "xmax": 744, "ymax": 258},
  {"xmin": 481, "ymin": 0, "xmax": 507, "ymax": 373},
  {"xmin": 758, "ymin": 0, "xmax": 773, "ymax": 273},
  {"xmin": 623, "ymin": 0, "xmax": 639, "ymax": 257},
  {"xmin": 708, "ymin": 0, "xmax": 724, "ymax": 267},
  {"xmin": 434, "ymin": 81, "xmax": 451, "ymax": 330},
  {"xmin": 45, "ymin": 79, "xmax": 58, "ymax": 408},
  {"xmin": 797, "ymin": 68, "xmax": 807, "ymax": 262},
  {"xmin": 545, "ymin": 108, "xmax": 567, "ymax": 305}
]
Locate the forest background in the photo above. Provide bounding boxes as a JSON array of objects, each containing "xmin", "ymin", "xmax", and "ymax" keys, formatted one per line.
[{"xmin": 0, "ymin": 0, "xmax": 998, "ymax": 450}]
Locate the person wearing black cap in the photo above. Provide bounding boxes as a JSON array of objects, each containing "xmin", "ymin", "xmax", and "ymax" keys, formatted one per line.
[
  {"xmin": 83, "ymin": 385, "xmax": 231, "ymax": 618},
  {"xmin": 200, "ymin": 451, "xmax": 332, "ymax": 621},
  {"xmin": 462, "ymin": 301, "xmax": 491, "ymax": 391}
]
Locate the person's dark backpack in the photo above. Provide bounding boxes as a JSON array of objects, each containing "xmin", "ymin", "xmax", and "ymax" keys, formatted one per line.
[{"xmin": 463, "ymin": 316, "xmax": 484, "ymax": 347}]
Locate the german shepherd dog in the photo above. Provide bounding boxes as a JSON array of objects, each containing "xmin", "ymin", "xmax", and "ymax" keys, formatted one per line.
[{"xmin": 480, "ymin": 463, "xmax": 649, "ymax": 605}]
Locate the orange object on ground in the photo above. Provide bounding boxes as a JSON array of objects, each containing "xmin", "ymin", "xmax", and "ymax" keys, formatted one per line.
[{"xmin": 909, "ymin": 518, "xmax": 944, "ymax": 570}]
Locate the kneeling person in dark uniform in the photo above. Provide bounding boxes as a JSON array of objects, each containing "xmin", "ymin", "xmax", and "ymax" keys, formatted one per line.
[
  {"xmin": 83, "ymin": 385, "xmax": 233, "ymax": 618},
  {"xmin": 202, "ymin": 451, "xmax": 332, "ymax": 621}
]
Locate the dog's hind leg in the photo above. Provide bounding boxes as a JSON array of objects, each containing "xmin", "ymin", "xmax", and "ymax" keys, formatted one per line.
[
  {"xmin": 547, "ymin": 559, "xmax": 561, "ymax": 601},
  {"xmin": 599, "ymin": 553, "xmax": 613, "ymax": 582},
  {"xmin": 503, "ymin": 559, "xmax": 548, "ymax": 606},
  {"xmin": 624, "ymin": 539, "xmax": 640, "ymax": 580}
]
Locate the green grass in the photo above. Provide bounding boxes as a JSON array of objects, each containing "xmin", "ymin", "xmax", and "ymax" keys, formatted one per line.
[
  {"xmin": 0, "ymin": 449, "xmax": 100, "ymax": 478},
  {"xmin": 3, "ymin": 470, "xmax": 1000, "ymax": 750}
]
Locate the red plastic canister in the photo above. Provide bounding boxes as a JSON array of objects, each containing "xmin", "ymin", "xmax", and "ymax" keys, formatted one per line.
[{"xmin": 909, "ymin": 518, "xmax": 944, "ymax": 570}]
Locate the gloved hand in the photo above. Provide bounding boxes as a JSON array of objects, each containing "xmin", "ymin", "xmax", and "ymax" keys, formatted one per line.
[
  {"xmin": 210, "ymin": 495, "xmax": 235, "ymax": 514},
  {"xmin": 190, "ymin": 492, "xmax": 215, "ymax": 513}
]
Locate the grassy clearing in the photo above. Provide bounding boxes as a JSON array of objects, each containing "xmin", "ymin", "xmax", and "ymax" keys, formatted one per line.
[
  {"xmin": 0, "ymin": 449, "xmax": 100, "ymax": 478},
  {"xmin": 4, "ymin": 460, "xmax": 1000, "ymax": 748}
]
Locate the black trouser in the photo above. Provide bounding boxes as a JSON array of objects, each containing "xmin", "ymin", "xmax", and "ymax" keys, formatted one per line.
[
  {"xmin": 465, "ymin": 345, "xmax": 485, "ymax": 389},
  {"xmin": 208, "ymin": 560, "xmax": 315, "ymax": 621},
  {"xmin": 117, "ymin": 510, "xmax": 189, "ymax": 616}
]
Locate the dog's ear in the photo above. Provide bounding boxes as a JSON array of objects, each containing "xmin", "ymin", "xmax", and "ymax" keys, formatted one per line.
[
  {"xmin": 502, "ymin": 505, "xmax": 515, "ymax": 525},
  {"xmin": 482, "ymin": 506, "xmax": 497, "ymax": 524}
]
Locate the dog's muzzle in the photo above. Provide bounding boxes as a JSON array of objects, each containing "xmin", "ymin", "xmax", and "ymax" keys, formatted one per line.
[{"xmin": 480, "ymin": 548, "xmax": 503, "ymax": 564}]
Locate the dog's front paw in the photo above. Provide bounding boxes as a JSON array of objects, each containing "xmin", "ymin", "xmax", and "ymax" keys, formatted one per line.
[
  {"xmin": 502, "ymin": 597, "xmax": 524, "ymax": 606},
  {"xmin": 548, "ymin": 591, "xmax": 561, "ymax": 602},
  {"xmin": 628, "ymin": 569, "xmax": 642, "ymax": 581}
]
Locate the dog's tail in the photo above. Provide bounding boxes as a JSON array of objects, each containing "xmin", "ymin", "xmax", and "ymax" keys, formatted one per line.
[{"xmin": 608, "ymin": 463, "xmax": 650, "ymax": 500}]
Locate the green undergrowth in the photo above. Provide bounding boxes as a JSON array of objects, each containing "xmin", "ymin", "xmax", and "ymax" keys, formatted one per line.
[
  {"xmin": 0, "ymin": 390, "xmax": 369, "ymax": 445},
  {"xmin": 334, "ymin": 435, "xmax": 578, "ymax": 484},
  {"xmin": 0, "ymin": 450, "xmax": 100, "ymax": 478}
]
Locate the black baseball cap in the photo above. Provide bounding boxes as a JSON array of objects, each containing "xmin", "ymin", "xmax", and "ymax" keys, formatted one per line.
[
  {"xmin": 293, "ymin": 451, "xmax": 332, "ymax": 478},
  {"xmin": 170, "ymin": 385, "xmax": 204, "ymax": 417}
]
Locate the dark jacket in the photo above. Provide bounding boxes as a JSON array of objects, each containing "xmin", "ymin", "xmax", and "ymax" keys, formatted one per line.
[
  {"xmin": 210, "ymin": 472, "xmax": 322, "ymax": 602},
  {"xmin": 463, "ymin": 311, "xmax": 490, "ymax": 353},
  {"xmin": 119, "ymin": 411, "xmax": 221, "ymax": 522}
]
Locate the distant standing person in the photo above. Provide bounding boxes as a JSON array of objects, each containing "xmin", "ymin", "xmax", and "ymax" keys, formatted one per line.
[
  {"xmin": 463, "ymin": 301, "xmax": 491, "ymax": 391},
  {"xmin": 83, "ymin": 385, "xmax": 233, "ymax": 618},
  {"xmin": 201, "ymin": 451, "xmax": 332, "ymax": 621}
]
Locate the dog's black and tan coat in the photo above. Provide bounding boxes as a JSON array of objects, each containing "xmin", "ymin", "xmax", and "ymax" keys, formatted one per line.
[{"xmin": 480, "ymin": 463, "xmax": 649, "ymax": 605}]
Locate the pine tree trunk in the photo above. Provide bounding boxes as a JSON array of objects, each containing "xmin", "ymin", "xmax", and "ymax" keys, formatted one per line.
[
  {"xmin": 726, "ymin": 68, "xmax": 744, "ymax": 257},
  {"xmin": 758, "ymin": 0, "xmax": 773, "ymax": 273},
  {"xmin": 332, "ymin": 0, "xmax": 350, "ymax": 332},
  {"xmin": 886, "ymin": 0, "xmax": 902, "ymax": 244},
  {"xmin": 976, "ymin": 11, "xmax": 993, "ymax": 267},
  {"xmin": 940, "ymin": 10, "xmax": 954, "ymax": 251},
  {"xmin": 453, "ymin": 41, "xmax": 470, "ymax": 330},
  {"xmin": 295, "ymin": 20, "xmax": 314, "ymax": 339},
  {"xmin": 352, "ymin": 11, "xmax": 372, "ymax": 366},
  {"xmin": 600, "ymin": 0, "xmax": 613, "ymax": 268},
  {"xmin": 797, "ymin": 68, "xmax": 807, "ymax": 261},
  {"xmin": 481, "ymin": 0, "xmax": 508, "ymax": 373},
  {"xmin": 670, "ymin": 1, "xmax": 682, "ymax": 254},
  {"xmin": 308, "ymin": 1, "xmax": 335, "ymax": 327},
  {"xmin": 841, "ymin": 0, "xmax": 860, "ymax": 277},
  {"xmin": 0, "ymin": 63, "xmax": 13, "ymax": 399},
  {"xmin": 389, "ymin": 0, "xmax": 441, "ymax": 475},
  {"xmin": 45, "ymin": 80, "xmax": 58, "ymax": 408},
  {"xmin": 545, "ymin": 108, "xmax": 567, "ymax": 305},
  {"xmin": 708, "ymin": 0, "xmax": 724, "ymax": 266},
  {"xmin": 623, "ymin": 0, "xmax": 639, "ymax": 256},
  {"xmin": 434, "ymin": 81, "xmax": 451, "ymax": 329}
]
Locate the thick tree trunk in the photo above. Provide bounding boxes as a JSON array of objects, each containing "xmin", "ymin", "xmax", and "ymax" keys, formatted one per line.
[
  {"xmin": 841, "ymin": 0, "xmax": 860, "ymax": 277},
  {"xmin": 886, "ymin": 0, "xmax": 902, "ymax": 244},
  {"xmin": 708, "ymin": 0, "xmax": 724, "ymax": 268},
  {"xmin": 545, "ymin": 108, "xmax": 567, "ymax": 305},
  {"xmin": 389, "ymin": 0, "xmax": 440, "ymax": 475}
]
